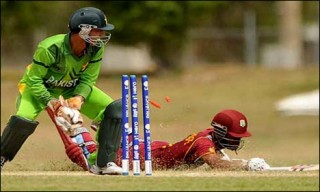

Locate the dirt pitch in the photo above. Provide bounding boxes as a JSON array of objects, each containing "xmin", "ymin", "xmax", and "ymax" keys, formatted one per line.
[{"xmin": 1, "ymin": 170, "xmax": 319, "ymax": 177}]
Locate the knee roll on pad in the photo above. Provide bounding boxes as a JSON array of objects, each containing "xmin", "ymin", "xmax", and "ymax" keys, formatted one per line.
[
  {"xmin": 104, "ymin": 99, "xmax": 122, "ymax": 119},
  {"xmin": 1, "ymin": 115, "xmax": 39, "ymax": 161},
  {"xmin": 96, "ymin": 99, "xmax": 122, "ymax": 167}
]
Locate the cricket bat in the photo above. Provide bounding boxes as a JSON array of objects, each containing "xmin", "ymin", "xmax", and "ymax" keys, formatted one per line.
[{"xmin": 265, "ymin": 164, "xmax": 319, "ymax": 171}]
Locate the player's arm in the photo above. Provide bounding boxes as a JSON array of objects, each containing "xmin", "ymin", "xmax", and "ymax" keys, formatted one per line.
[
  {"xmin": 201, "ymin": 153, "xmax": 247, "ymax": 171},
  {"xmin": 25, "ymin": 46, "xmax": 57, "ymax": 105},
  {"xmin": 190, "ymin": 135, "xmax": 247, "ymax": 170}
]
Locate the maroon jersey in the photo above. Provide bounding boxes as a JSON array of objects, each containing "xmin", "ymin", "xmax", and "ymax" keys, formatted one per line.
[{"xmin": 116, "ymin": 128, "xmax": 217, "ymax": 170}]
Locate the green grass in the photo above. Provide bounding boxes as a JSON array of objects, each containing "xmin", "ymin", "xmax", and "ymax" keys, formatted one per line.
[
  {"xmin": 1, "ymin": 63, "xmax": 319, "ymax": 191},
  {"xmin": 1, "ymin": 172, "xmax": 319, "ymax": 191}
]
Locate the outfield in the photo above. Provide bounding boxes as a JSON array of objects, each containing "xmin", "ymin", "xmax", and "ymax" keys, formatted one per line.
[
  {"xmin": 1, "ymin": 64, "xmax": 319, "ymax": 191},
  {"xmin": 1, "ymin": 170, "xmax": 319, "ymax": 191}
]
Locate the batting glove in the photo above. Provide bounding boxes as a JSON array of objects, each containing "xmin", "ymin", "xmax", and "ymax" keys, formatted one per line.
[{"xmin": 247, "ymin": 157, "xmax": 270, "ymax": 171}]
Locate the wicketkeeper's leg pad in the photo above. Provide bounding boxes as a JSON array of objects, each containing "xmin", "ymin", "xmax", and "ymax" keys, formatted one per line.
[
  {"xmin": 96, "ymin": 99, "xmax": 122, "ymax": 167},
  {"xmin": 1, "ymin": 115, "xmax": 38, "ymax": 161}
]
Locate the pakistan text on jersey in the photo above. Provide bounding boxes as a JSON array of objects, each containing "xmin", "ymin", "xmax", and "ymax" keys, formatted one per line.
[{"xmin": 45, "ymin": 76, "xmax": 79, "ymax": 88}]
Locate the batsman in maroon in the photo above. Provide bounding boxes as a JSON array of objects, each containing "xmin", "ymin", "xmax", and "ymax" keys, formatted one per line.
[{"xmin": 116, "ymin": 109, "xmax": 254, "ymax": 170}]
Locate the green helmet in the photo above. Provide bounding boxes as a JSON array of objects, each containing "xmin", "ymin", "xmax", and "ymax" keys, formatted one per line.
[{"xmin": 68, "ymin": 7, "xmax": 114, "ymax": 47}]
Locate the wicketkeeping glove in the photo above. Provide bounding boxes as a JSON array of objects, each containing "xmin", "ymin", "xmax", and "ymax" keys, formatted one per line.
[
  {"xmin": 47, "ymin": 99, "xmax": 62, "ymax": 114},
  {"xmin": 48, "ymin": 95, "xmax": 84, "ymax": 136},
  {"xmin": 66, "ymin": 95, "xmax": 84, "ymax": 110}
]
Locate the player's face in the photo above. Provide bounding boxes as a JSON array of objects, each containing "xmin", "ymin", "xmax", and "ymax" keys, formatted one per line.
[
  {"xmin": 221, "ymin": 134, "xmax": 243, "ymax": 151},
  {"xmin": 89, "ymin": 29, "xmax": 106, "ymax": 37},
  {"xmin": 226, "ymin": 135, "xmax": 241, "ymax": 145},
  {"xmin": 88, "ymin": 29, "xmax": 111, "ymax": 47}
]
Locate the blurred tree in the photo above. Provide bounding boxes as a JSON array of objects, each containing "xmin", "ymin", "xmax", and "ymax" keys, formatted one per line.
[
  {"xmin": 96, "ymin": 1, "xmax": 233, "ymax": 71},
  {"xmin": 98, "ymin": 1, "xmax": 190, "ymax": 72},
  {"xmin": 1, "ymin": 1, "xmax": 91, "ymax": 65}
]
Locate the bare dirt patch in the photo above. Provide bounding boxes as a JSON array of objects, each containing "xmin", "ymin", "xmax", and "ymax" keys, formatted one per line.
[{"xmin": 1, "ymin": 170, "xmax": 318, "ymax": 177}]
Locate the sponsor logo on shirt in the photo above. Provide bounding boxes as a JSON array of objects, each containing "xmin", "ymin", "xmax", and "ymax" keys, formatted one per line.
[{"xmin": 45, "ymin": 76, "xmax": 79, "ymax": 88}]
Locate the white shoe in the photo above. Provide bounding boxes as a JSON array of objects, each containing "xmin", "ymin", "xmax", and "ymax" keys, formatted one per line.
[
  {"xmin": 100, "ymin": 162, "xmax": 122, "ymax": 175},
  {"xmin": 89, "ymin": 162, "xmax": 122, "ymax": 175}
]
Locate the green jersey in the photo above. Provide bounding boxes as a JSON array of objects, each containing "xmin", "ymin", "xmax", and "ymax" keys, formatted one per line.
[{"xmin": 19, "ymin": 32, "xmax": 104, "ymax": 105}]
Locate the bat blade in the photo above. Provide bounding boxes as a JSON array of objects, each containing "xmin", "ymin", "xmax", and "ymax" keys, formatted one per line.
[{"xmin": 265, "ymin": 164, "xmax": 319, "ymax": 171}]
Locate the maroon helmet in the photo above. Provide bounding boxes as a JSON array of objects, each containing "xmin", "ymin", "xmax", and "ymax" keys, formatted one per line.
[{"xmin": 211, "ymin": 109, "xmax": 251, "ymax": 151}]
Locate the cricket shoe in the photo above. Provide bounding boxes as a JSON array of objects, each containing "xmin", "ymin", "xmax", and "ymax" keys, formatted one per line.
[
  {"xmin": 1, "ymin": 156, "xmax": 8, "ymax": 170},
  {"xmin": 89, "ymin": 162, "xmax": 122, "ymax": 175},
  {"xmin": 100, "ymin": 162, "xmax": 122, "ymax": 175}
]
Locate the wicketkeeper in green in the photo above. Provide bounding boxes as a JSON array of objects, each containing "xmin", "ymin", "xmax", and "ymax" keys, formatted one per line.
[{"xmin": 1, "ymin": 7, "xmax": 123, "ymax": 175}]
